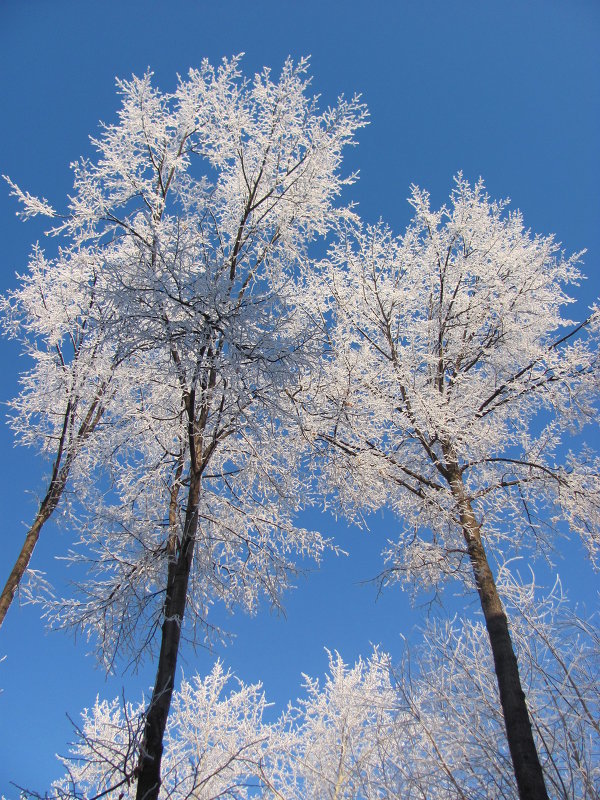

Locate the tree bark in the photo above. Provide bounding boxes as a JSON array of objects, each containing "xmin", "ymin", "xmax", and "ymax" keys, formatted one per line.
[
  {"xmin": 135, "ymin": 469, "xmax": 201, "ymax": 800},
  {"xmin": 447, "ymin": 466, "xmax": 550, "ymax": 800}
]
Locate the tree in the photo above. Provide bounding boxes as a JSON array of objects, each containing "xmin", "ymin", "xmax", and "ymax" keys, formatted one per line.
[
  {"xmin": 34, "ymin": 652, "xmax": 401, "ymax": 800},
  {"xmin": 282, "ymin": 579, "xmax": 599, "ymax": 799},
  {"xmin": 4, "ymin": 56, "xmax": 367, "ymax": 800},
  {"xmin": 0, "ymin": 233, "xmax": 122, "ymax": 629},
  {"xmin": 273, "ymin": 649, "xmax": 399, "ymax": 799},
  {"xmin": 48, "ymin": 663, "xmax": 280, "ymax": 800},
  {"xmin": 310, "ymin": 176, "xmax": 600, "ymax": 799}
]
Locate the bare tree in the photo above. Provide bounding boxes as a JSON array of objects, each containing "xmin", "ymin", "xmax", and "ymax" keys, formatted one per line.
[
  {"xmin": 391, "ymin": 569, "xmax": 600, "ymax": 799},
  {"xmin": 17, "ymin": 662, "xmax": 280, "ymax": 800},
  {"xmin": 51, "ymin": 663, "xmax": 281, "ymax": 800},
  {"xmin": 275, "ymin": 573, "xmax": 599, "ymax": 799}
]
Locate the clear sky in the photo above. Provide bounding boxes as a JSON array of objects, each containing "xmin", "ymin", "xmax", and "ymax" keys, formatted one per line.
[{"xmin": 0, "ymin": 0, "xmax": 599, "ymax": 793}]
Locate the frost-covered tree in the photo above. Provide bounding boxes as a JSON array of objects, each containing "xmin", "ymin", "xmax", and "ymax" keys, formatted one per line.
[
  {"xmin": 0, "ymin": 237, "xmax": 122, "ymax": 628},
  {"xmin": 310, "ymin": 176, "xmax": 600, "ymax": 800},
  {"xmin": 281, "ymin": 584, "xmax": 599, "ymax": 799},
  {"xmin": 3, "ymin": 56, "xmax": 367, "ymax": 800},
  {"xmin": 47, "ymin": 662, "xmax": 281, "ymax": 800},
  {"xmin": 39, "ymin": 652, "xmax": 400, "ymax": 800},
  {"xmin": 34, "ymin": 654, "xmax": 399, "ymax": 800},
  {"xmin": 272, "ymin": 649, "xmax": 399, "ymax": 799}
]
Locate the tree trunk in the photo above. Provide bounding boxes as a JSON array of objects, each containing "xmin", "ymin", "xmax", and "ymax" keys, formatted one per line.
[
  {"xmin": 0, "ymin": 466, "xmax": 69, "ymax": 629},
  {"xmin": 135, "ymin": 470, "xmax": 201, "ymax": 800},
  {"xmin": 0, "ymin": 387, "xmax": 106, "ymax": 631},
  {"xmin": 447, "ymin": 467, "xmax": 549, "ymax": 800}
]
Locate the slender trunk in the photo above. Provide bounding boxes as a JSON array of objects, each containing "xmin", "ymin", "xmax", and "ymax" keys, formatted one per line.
[
  {"xmin": 0, "ymin": 465, "xmax": 69, "ymax": 629},
  {"xmin": 135, "ymin": 469, "xmax": 201, "ymax": 800},
  {"xmin": 446, "ymin": 466, "xmax": 549, "ymax": 800},
  {"xmin": 0, "ymin": 384, "xmax": 106, "ymax": 630}
]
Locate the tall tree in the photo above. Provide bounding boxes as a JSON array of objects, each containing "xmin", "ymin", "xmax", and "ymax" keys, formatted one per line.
[
  {"xmin": 4, "ymin": 57, "xmax": 367, "ymax": 800},
  {"xmin": 310, "ymin": 176, "xmax": 600, "ymax": 800}
]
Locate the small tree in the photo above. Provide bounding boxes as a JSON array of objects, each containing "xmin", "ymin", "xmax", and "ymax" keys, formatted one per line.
[
  {"xmin": 312, "ymin": 176, "xmax": 600, "ymax": 799},
  {"xmin": 0, "ymin": 235, "xmax": 123, "ymax": 628},
  {"xmin": 274, "ymin": 649, "xmax": 399, "ymax": 799},
  {"xmin": 3, "ymin": 57, "xmax": 367, "ymax": 800},
  {"xmin": 49, "ymin": 663, "xmax": 279, "ymax": 800}
]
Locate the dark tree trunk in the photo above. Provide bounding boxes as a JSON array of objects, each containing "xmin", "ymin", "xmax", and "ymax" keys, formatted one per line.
[
  {"xmin": 135, "ymin": 469, "xmax": 201, "ymax": 800},
  {"xmin": 0, "ymin": 388, "xmax": 105, "ymax": 631},
  {"xmin": 447, "ymin": 466, "xmax": 550, "ymax": 800},
  {"xmin": 0, "ymin": 469, "xmax": 67, "ymax": 628}
]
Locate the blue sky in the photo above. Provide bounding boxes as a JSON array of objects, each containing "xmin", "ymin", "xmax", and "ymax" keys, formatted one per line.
[{"xmin": 0, "ymin": 0, "xmax": 599, "ymax": 793}]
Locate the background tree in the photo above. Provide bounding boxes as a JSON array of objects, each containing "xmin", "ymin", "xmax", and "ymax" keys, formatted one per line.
[
  {"xmin": 272, "ymin": 649, "xmax": 399, "ymax": 799},
  {"xmin": 0, "ymin": 234, "xmax": 122, "ymax": 629},
  {"xmin": 48, "ymin": 663, "xmax": 280, "ymax": 800},
  {"xmin": 309, "ymin": 176, "xmax": 600, "ymax": 799},
  {"xmin": 4, "ymin": 57, "xmax": 367, "ymax": 800},
  {"xmin": 281, "ymin": 580, "xmax": 599, "ymax": 799}
]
